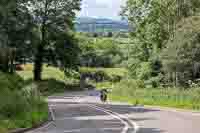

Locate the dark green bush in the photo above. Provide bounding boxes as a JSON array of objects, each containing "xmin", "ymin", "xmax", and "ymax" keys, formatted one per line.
[
  {"xmin": 79, "ymin": 67, "xmax": 127, "ymax": 83},
  {"xmin": 0, "ymin": 90, "xmax": 29, "ymax": 118},
  {"xmin": 0, "ymin": 72, "xmax": 48, "ymax": 130}
]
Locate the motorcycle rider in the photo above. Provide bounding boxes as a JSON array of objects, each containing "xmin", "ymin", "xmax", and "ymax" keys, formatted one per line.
[{"xmin": 100, "ymin": 89, "xmax": 108, "ymax": 102}]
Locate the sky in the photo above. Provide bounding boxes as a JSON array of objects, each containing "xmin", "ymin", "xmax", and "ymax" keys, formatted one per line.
[{"xmin": 78, "ymin": 0, "xmax": 126, "ymax": 20}]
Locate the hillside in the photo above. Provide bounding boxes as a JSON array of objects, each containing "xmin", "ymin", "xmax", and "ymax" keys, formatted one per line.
[{"xmin": 75, "ymin": 17, "xmax": 129, "ymax": 33}]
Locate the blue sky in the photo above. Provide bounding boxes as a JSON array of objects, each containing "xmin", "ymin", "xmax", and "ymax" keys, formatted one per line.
[{"xmin": 78, "ymin": 0, "xmax": 126, "ymax": 20}]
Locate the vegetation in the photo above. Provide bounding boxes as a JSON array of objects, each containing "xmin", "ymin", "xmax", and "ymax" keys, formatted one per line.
[
  {"xmin": 1, "ymin": 0, "xmax": 200, "ymax": 131},
  {"xmin": 0, "ymin": 0, "xmax": 81, "ymax": 130},
  {"xmin": 80, "ymin": 67, "xmax": 128, "ymax": 82},
  {"xmin": 78, "ymin": 36, "xmax": 125, "ymax": 68},
  {"xmin": 0, "ymin": 63, "xmax": 82, "ymax": 132},
  {"xmin": 99, "ymin": 0, "xmax": 200, "ymax": 109},
  {"xmin": 110, "ymin": 80, "xmax": 200, "ymax": 110},
  {"xmin": 121, "ymin": 0, "xmax": 200, "ymax": 87},
  {"xmin": 0, "ymin": 72, "xmax": 48, "ymax": 132},
  {"xmin": 18, "ymin": 64, "xmax": 81, "ymax": 95}
]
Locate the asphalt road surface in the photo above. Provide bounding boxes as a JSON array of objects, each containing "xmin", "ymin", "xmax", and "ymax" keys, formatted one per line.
[{"xmin": 27, "ymin": 90, "xmax": 200, "ymax": 133}]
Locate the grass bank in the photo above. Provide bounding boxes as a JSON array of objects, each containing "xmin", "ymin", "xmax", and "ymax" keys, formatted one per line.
[
  {"xmin": 0, "ymin": 72, "xmax": 48, "ymax": 133},
  {"xmin": 90, "ymin": 75, "xmax": 200, "ymax": 111},
  {"xmin": 18, "ymin": 64, "xmax": 81, "ymax": 95},
  {"xmin": 0, "ymin": 64, "xmax": 81, "ymax": 132},
  {"xmin": 107, "ymin": 80, "xmax": 200, "ymax": 110}
]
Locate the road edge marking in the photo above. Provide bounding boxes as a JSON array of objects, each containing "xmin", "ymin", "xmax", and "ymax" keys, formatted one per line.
[
  {"xmin": 88, "ymin": 104, "xmax": 139, "ymax": 133},
  {"xmin": 49, "ymin": 106, "xmax": 56, "ymax": 121},
  {"xmin": 94, "ymin": 104, "xmax": 140, "ymax": 132}
]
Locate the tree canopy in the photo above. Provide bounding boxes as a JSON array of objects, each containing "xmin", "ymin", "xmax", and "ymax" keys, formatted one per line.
[
  {"xmin": 122, "ymin": 0, "xmax": 200, "ymax": 87},
  {"xmin": 0, "ymin": 0, "xmax": 82, "ymax": 81}
]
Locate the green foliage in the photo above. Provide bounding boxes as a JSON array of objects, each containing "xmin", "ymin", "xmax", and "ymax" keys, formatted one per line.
[
  {"xmin": 0, "ymin": 64, "xmax": 81, "ymax": 130},
  {"xmin": 162, "ymin": 16, "xmax": 200, "ymax": 85},
  {"xmin": 136, "ymin": 62, "xmax": 152, "ymax": 80},
  {"xmin": 122, "ymin": 0, "xmax": 200, "ymax": 87},
  {"xmin": 49, "ymin": 32, "xmax": 81, "ymax": 70},
  {"xmin": 0, "ymin": 72, "xmax": 48, "ymax": 131},
  {"xmin": 0, "ymin": 72, "xmax": 23, "ymax": 90},
  {"xmin": 110, "ymin": 80, "xmax": 200, "ymax": 110},
  {"xmin": 37, "ymin": 79, "xmax": 81, "ymax": 96},
  {"xmin": 78, "ymin": 37, "xmax": 124, "ymax": 67},
  {"xmin": 18, "ymin": 64, "xmax": 81, "ymax": 95},
  {"xmin": 80, "ymin": 67, "xmax": 128, "ymax": 82}
]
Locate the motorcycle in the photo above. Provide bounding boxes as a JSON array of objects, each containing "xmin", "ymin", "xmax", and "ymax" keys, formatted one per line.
[{"xmin": 100, "ymin": 89, "xmax": 111, "ymax": 102}]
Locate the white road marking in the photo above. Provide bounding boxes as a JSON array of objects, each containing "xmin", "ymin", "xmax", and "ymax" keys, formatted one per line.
[
  {"xmin": 64, "ymin": 127, "xmax": 122, "ymax": 133},
  {"xmin": 145, "ymin": 105, "xmax": 200, "ymax": 116},
  {"xmin": 49, "ymin": 106, "xmax": 56, "ymax": 121},
  {"xmin": 26, "ymin": 120, "xmax": 54, "ymax": 133},
  {"xmin": 88, "ymin": 104, "xmax": 140, "ymax": 133}
]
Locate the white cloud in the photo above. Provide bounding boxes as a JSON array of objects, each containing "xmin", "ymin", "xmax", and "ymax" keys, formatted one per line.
[{"xmin": 78, "ymin": 0, "xmax": 127, "ymax": 20}]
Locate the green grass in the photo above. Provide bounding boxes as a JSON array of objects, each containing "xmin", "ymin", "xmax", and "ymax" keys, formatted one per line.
[
  {"xmin": 18, "ymin": 64, "xmax": 67, "ymax": 81},
  {"xmin": 18, "ymin": 64, "xmax": 80, "ymax": 95},
  {"xmin": 95, "ymin": 79, "xmax": 200, "ymax": 110},
  {"xmin": 80, "ymin": 67, "xmax": 200, "ymax": 110},
  {"xmin": 0, "ymin": 72, "xmax": 48, "ymax": 132},
  {"xmin": 0, "ymin": 64, "xmax": 81, "ymax": 132}
]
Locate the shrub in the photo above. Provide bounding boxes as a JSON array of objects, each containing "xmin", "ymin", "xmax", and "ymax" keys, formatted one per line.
[
  {"xmin": 136, "ymin": 62, "xmax": 152, "ymax": 80},
  {"xmin": 0, "ymin": 72, "xmax": 24, "ymax": 91},
  {"xmin": 0, "ymin": 72, "xmax": 48, "ymax": 130},
  {"xmin": 145, "ymin": 76, "xmax": 161, "ymax": 88},
  {"xmin": 79, "ymin": 67, "xmax": 127, "ymax": 82},
  {"xmin": 0, "ymin": 90, "xmax": 28, "ymax": 118}
]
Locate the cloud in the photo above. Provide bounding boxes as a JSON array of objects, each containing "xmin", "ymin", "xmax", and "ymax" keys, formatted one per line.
[{"xmin": 78, "ymin": 0, "xmax": 126, "ymax": 20}]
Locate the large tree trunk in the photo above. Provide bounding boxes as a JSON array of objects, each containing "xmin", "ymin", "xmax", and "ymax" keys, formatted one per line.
[
  {"xmin": 34, "ymin": 44, "xmax": 44, "ymax": 81},
  {"xmin": 33, "ymin": 0, "xmax": 48, "ymax": 81},
  {"xmin": 34, "ymin": 20, "xmax": 46, "ymax": 81}
]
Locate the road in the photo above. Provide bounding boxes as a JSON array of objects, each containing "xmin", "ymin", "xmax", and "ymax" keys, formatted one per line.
[{"xmin": 27, "ymin": 90, "xmax": 200, "ymax": 133}]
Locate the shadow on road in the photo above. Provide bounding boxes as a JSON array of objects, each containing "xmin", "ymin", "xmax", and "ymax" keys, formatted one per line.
[
  {"xmin": 94, "ymin": 103, "xmax": 160, "ymax": 114},
  {"xmin": 137, "ymin": 128, "xmax": 165, "ymax": 133},
  {"xmin": 46, "ymin": 94, "xmax": 164, "ymax": 133}
]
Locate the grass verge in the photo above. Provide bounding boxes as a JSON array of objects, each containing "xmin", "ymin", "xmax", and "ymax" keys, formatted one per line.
[
  {"xmin": 0, "ymin": 72, "xmax": 48, "ymax": 133},
  {"xmin": 94, "ymin": 80, "xmax": 200, "ymax": 110},
  {"xmin": 0, "ymin": 64, "xmax": 80, "ymax": 132}
]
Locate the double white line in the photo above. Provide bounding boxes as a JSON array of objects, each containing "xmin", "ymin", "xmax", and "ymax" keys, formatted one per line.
[{"xmin": 87, "ymin": 104, "xmax": 139, "ymax": 133}]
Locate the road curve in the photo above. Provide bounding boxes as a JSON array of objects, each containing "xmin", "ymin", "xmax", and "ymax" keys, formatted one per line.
[{"xmin": 26, "ymin": 90, "xmax": 200, "ymax": 133}]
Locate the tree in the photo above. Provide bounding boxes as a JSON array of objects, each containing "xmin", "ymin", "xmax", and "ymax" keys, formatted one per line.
[
  {"xmin": 107, "ymin": 32, "xmax": 113, "ymax": 38},
  {"xmin": 0, "ymin": 0, "xmax": 34, "ymax": 72},
  {"xmin": 25, "ymin": 0, "xmax": 81, "ymax": 81},
  {"xmin": 121, "ymin": 0, "xmax": 200, "ymax": 81},
  {"xmin": 162, "ymin": 16, "xmax": 200, "ymax": 86}
]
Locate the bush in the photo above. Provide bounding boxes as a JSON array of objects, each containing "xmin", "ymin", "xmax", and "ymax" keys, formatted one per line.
[
  {"xmin": 0, "ymin": 90, "xmax": 28, "ymax": 118},
  {"xmin": 0, "ymin": 72, "xmax": 48, "ymax": 130},
  {"xmin": 0, "ymin": 72, "xmax": 24, "ymax": 91},
  {"xmin": 145, "ymin": 76, "xmax": 161, "ymax": 88},
  {"xmin": 136, "ymin": 62, "xmax": 152, "ymax": 80},
  {"xmin": 79, "ymin": 67, "xmax": 128, "ymax": 82}
]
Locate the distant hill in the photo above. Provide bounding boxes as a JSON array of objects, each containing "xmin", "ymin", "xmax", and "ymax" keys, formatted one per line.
[{"xmin": 75, "ymin": 17, "xmax": 129, "ymax": 33}]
